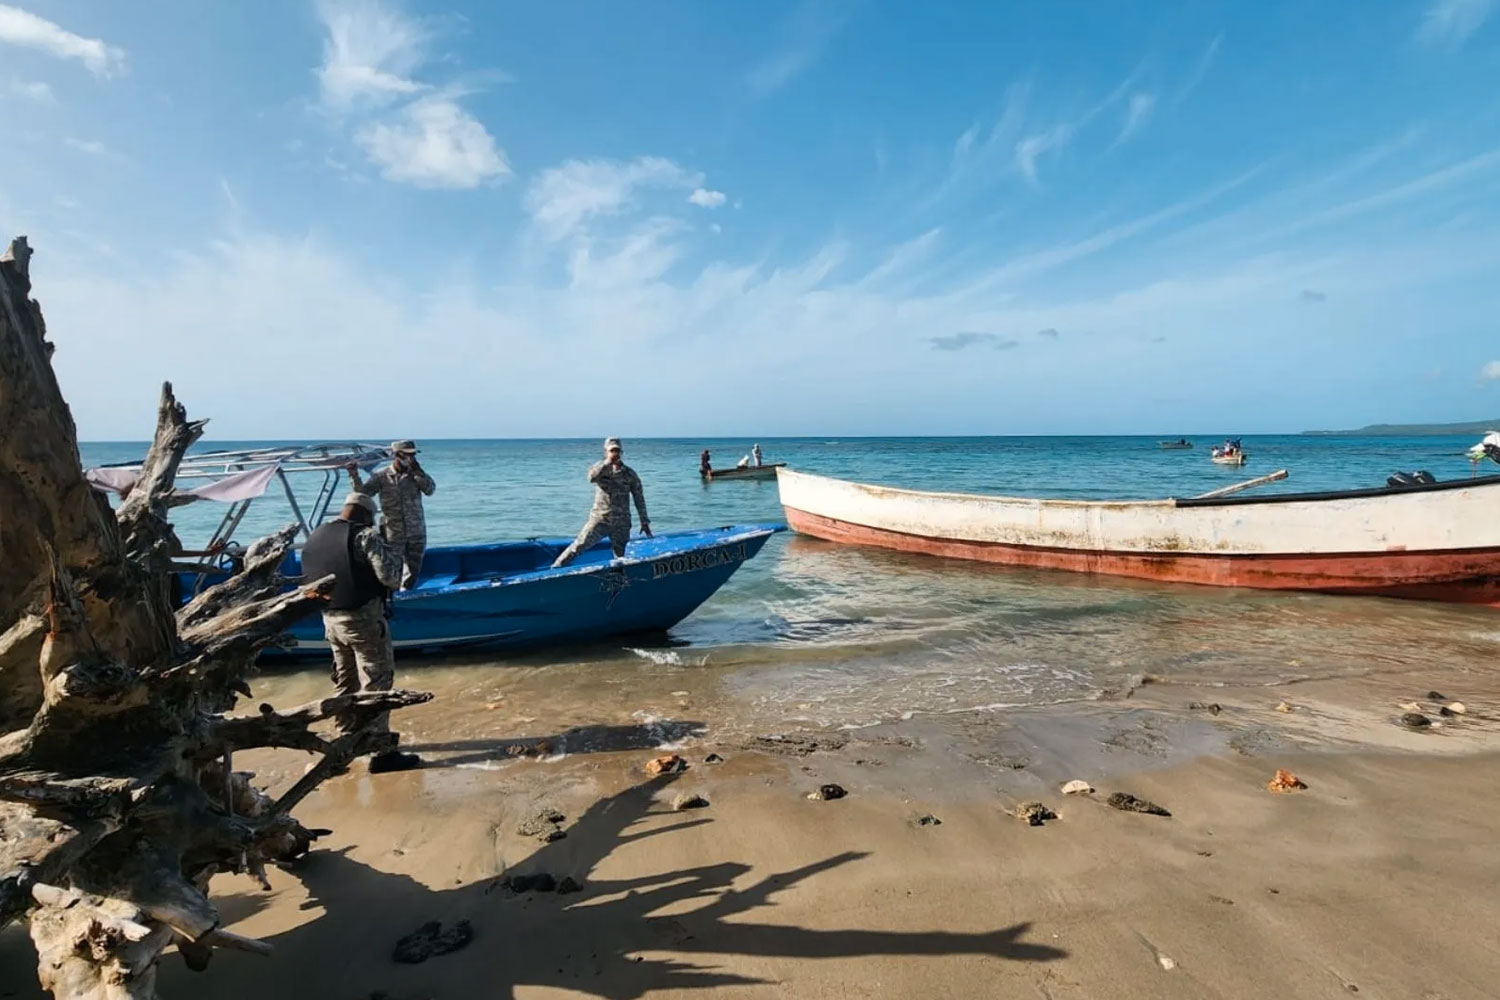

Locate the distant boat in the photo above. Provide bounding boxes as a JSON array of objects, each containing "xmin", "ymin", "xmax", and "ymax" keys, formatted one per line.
[
  {"xmin": 775, "ymin": 467, "xmax": 1500, "ymax": 605},
  {"xmin": 702, "ymin": 462, "xmax": 786, "ymax": 482},
  {"xmin": 1211, "ymin": 439, "xmax": 1247, "ymax": 465},
  {"xmin": 1159, "ymin": 439, "xmax": 1193, "ymax": 450}
]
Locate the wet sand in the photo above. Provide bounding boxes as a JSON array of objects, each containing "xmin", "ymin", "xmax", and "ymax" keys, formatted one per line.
[{"xmin": 4, "ymin": 666, "xmax": 1500, "ymax": 999}]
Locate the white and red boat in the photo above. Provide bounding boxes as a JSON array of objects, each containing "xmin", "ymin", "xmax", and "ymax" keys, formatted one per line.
[{"xmin": 775, "ymin": 468, "xmax": 1500, "ymax": 605}]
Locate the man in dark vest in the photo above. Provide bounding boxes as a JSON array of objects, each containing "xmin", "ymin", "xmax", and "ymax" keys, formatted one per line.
[{"xmin": 301, "ymin": 492, "xmax": 420, "ymax": 773}]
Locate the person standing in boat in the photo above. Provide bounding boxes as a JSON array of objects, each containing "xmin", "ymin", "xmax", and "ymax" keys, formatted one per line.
[
  {"xmin": 752, "ymin": 443, "xmax": 763, "ymax": 467},
  {"xmin": 700, "ymin": 448, "xmax": 712, "ymax": 478},
  {"xmin": 300, "ymin": 492, "xmax": 420, "ymax": 773},
  {"xmin": 553, "ymin": 438, "xmax": 652, "ymax": 567},
  {"xmin": 347, "ymin": 440, "xmax": 435, "ymax": 590}
]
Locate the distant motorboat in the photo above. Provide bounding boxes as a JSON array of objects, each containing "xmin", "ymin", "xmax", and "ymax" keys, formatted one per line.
[
  {"xmin": 1159, "ymin": 439, "xmax": 1193, "ymax": 450},
  {"xmin": 702, "ymin": 462, "xmax": 786, "ymax": 482},
  {"xmin": 1211, "ymin": 439, "xmax": 1247, "ymax": 466}
]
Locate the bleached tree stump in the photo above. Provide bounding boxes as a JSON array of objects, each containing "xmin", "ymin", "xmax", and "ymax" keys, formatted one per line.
[{"xmin": 0, "ymin": 236, "xmax": 431, "ymax": 998}]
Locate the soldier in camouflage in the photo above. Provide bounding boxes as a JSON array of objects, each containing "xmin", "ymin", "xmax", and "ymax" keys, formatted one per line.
[
  {"xmin": 300, "ymin": 492, "xmax": 420, "ymax": 773},
  {"xmin": 347, "ymin": 439, "xmax": 436, "ymax": 590},
  {"xmin": 552, "ymin": 438, "xmax": 653, "ymax": 567}
]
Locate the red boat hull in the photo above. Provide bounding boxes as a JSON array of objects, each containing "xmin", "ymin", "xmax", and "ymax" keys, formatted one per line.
[{"xmin": 785, "ymin": 506, "xmax": 1500, "ymax": 605}]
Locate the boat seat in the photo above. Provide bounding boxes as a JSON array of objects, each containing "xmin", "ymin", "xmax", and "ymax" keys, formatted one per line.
[{"xmin": 412, "ymin": 572, "xmax": 461, "ymax": 591}]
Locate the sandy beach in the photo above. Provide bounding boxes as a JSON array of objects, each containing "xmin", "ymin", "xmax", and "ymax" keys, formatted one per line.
[{"xmin": 5, "ymin": 659, "xmax": 1499, "ymax": 1000}]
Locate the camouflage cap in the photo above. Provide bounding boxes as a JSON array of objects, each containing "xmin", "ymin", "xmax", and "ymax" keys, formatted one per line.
[
  {"xmin": 391, "ymin": 439, "xmax": 419, "ymax": 454},
  {"xmin": 604, "ymin": 437, "xmax": 622, "ymax": 450}
]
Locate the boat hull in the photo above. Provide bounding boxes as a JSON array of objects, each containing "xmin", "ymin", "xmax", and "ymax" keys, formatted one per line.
[
  {"xmin": 777, "ymin": 469, "xmax": 1500, "ymax": 605},
  {"xmin": 703, "ymin": 463, "xmax": 785, "ymax": 481},
  {"xmin": 218, "ymin": 525, "xmax": 781, "ymax": 659}
]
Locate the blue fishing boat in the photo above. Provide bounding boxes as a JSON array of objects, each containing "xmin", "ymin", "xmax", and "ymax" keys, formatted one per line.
[
  {"xmin": 274, "ymin": 525, "xmax": 781, "ymax": 657},
  {"xmin": 85, "ymin": 443, "xmax": 782, "ymax": 658}
]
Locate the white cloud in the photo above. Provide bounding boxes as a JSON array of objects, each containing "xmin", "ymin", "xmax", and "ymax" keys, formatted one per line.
[
  {"xmin": 745, "ymin": 3, "xmax": 848, "ymax": 98},
  {"xmin": 525, "ymin": 157, "xmax": 703, "ymax": 240},
  {"xmin": 65, "ymin": 137, "xmax": 107, "ymax": 155},
  {"xmin": 1116, "ymin": 92, "xmax": 1157, "ymax": 145},
  {"xmin": 1175, "ymin": 34, "xmax": 1222, "ymax": 104},
  {"xmin": 10, "ymin": 77, "xmax": 52, "ymax": 101},
  {"xmin": 355, "ymin": 95, "xmax": 510, "ymax": 188},
  {"xmin": 1481, "ymin": 360, "xmax": 1500, "ymax": 380},
  {"xmin": 688, "ymin": 187, "xmax": 727, "ymax": 209},
  {"xmin": 315, "ymin": 0, "xmax": 508, "ymax": 190},
  {"xmin": 315, "ymin": 0, "xmax": 426, "ymax": 110},
  {"xmin": 1014, "ymin": 70, "xmax": 1141, "ymax": 183},
  {"xmin": 0, "ymin": 4, "xmax": 124, "ymax": 77},
  {"xmin": 1418, "ymin": 0, "xmax": 1495, "ymax": 45},
  {"xmin": 1015, "ymin": 125, "xmax": 1074, "ymax": 184},
  {"xmin": 31, "ymin": 174, "xmax": 1500, "ymax": 442}
]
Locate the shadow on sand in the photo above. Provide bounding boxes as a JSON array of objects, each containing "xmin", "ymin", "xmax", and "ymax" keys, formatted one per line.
[
  {"xmin": 162, "ymin": 767, "xmax": 1066, "ymax": 999},
  {"xmin": 402, "ymin": 720, "xmax": 705, "ymax": 768}
]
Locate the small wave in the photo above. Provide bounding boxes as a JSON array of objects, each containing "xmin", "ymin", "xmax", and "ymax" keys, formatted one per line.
[
  {"xmin": 837, "ymin": 719, "xmax": 888, "ymax": 731},
  {"xmin": 628, "ymin": 648, "xmax": 682, "ymax": 665}
]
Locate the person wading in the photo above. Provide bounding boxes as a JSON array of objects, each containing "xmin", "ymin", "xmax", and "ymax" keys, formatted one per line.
[
  {"xmin": 553, "ymin": 438, "xmax": 652, "ymax": 567},
  {"xmin": 301, "ymin": 492, "xmax": 421, "ymax": 773},
  {"xmin": 347, "ymin": 439, "xmax": 435, "ymax": 589}
]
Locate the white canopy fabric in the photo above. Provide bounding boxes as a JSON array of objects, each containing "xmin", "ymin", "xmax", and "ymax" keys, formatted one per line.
[{"xmin": 86, "ymin": 462, "xmax": 281, "ymax": 502}]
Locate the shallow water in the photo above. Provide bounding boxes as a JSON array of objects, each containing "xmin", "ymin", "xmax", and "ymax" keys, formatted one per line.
[{"xmin": 80, "ymin": 434, "xmax": 1500, "ymax": 739}]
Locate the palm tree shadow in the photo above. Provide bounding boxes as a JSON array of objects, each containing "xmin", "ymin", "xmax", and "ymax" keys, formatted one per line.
[{"xmin": 176, "ymin": 772, "xmax": 1066, "ymax": 999}]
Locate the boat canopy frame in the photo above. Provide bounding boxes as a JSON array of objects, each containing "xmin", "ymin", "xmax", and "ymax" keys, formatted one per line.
[{"xmin": 90, "ymin": 442, "xmax": 392, "ymax": 559}]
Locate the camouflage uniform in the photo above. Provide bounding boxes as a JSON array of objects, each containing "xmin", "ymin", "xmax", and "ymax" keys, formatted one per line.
[
  {"xmin": 353, "ymin": 463, "xmax": 436, "ymax": 589},
  {"xmin": 323, "ymin": 526, "xmax": 404, "ymax": 735},
  {"xmin": 553, "ymin": 460, "xmax": 650, "ymax": 567}
]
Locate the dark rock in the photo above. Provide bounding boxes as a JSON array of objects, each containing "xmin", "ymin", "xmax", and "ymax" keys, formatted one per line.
[
  {"xmin": 392, "ymin": 920, "xmax": 474, "ymax": 964},
  {"xmin": 1015, "ymin": 802, "xmax": 1056, "ymax": 826},
  {"xmin": 749, "ymin": 732, "xmax": 850, "ymax": 757},
  {"xmin": 672, "ymin": 792, "xmax": 710, "ymax": 810},
  {"xmin": 1439, "ymin": 705, "xmax": 1456, "ymax": 717},
  {"xmin": 1188, "ymin": 701, "xmax": 1222, "ymax": 715},
  {"xmin": 914, "ymin": 813, "xmax": 942, "ymax": 827},
  {"xmin": 703, "ymin": 753, "xmax": 725, "ymax": 764},
  {"xmin": 557, "ymin": 876, "xmax": 583, "ymax": 895},
  {"xmin": 506, "ymin": 873, "xmax": 558, "ymax": 893},
  {"xmin": 516, "ymin": 808, "xmax": 567, "ymax": 841},
  {"xmin": 1400, "ymin": 712, "xmax": 1432, "ymax": 729},
  {"xmin": 807, "ymin": 783, "xmax": 847, "ymax": 801},
  {"xmin": 1106, "ymin": 792, "xmax": 1171, "ymax": 817},
  {"xmin": 1427, "ymin": 691, "xmax": 1445, "ymax": 701}
]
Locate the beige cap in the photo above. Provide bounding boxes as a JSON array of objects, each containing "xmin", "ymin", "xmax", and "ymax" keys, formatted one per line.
[{"xmin": 343, "ymin": 492, "xmax": 376, "ymax": 513}]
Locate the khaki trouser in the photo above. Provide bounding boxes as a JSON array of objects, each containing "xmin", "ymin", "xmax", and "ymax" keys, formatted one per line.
[
  {"xmin": 552, "ymin": 515, "xmax": 629, "ymax": 568},
  {"xmin": 323, "ymin": 597, "xmax": 395, "ymax": 736}
]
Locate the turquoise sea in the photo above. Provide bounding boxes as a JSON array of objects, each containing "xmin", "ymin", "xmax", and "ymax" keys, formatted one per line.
[{"xmin": 79, "ymin": 435, "xmax": 1500, "ymax": 738}]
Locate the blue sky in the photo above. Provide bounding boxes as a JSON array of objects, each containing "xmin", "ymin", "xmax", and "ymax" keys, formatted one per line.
[{"xmin": 2, "ymin": 0, "xmax": 1499, "ymax": 439}]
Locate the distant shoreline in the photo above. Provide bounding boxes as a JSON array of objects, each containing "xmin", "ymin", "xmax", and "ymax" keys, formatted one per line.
[{"xmin": 1302, "ymin": 419, "xmax": 1500, "ymax": 437}]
